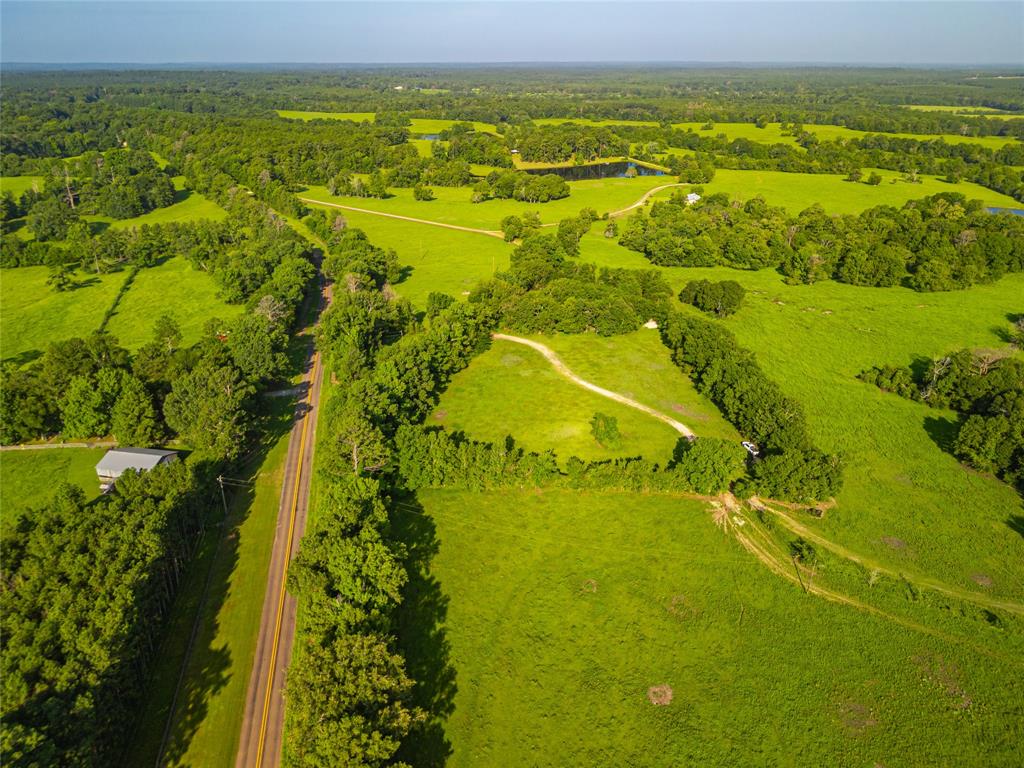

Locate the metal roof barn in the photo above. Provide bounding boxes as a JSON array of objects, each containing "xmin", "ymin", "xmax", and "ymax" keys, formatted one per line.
[{"xmin": 95, "ymin": 448, "xmax": 178, "ymax": 491}]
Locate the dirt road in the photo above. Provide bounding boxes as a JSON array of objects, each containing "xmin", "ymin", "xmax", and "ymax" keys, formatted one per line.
[
  {"xmin": 492, "ymin": 333, "xmax": 696, "ymax": 439},
  {"xmin": 606, "ymin": 182, "xmax": 688, "ymax": 218},
  {"xmin": 298, "ymin": 197, "xmax": 505, "ymax": 238},
  {"xmin": 299, "ymin": 182, "xmax": 688, "ymax": 241},
  {"xmin": 235, "ymin": 276, "xmax": 331, "ymax": 768}
]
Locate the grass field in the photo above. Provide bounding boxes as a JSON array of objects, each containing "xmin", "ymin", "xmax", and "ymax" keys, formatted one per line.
[
  {"xmin": 105, "ymin": 257, "xmax": 244, "ymax": 350},
  {"xmin": 302, "ymin": 174, "xmax": 672, "ymax": 230},
  {"xmin": 648, "ymin": 167, "xmax": 1021, "ymax": 215},
  {"xmin": 1, "ymin": 266, "xmax": 125, "ymax": 362},
  {"xmin": 275, "ymin": 109, "xmax": 375, "ymax": 122},
  {"xmin": 274, "ymin": 110, "xmax": 497, "ymax": 134},
  {"xmin": 669, "ymin": 121, "xmax": 1020, "ymax": 149},
  {"xmin": 85, "ymin": 178, "xmax": 226, "ymax": 230},
  {"xmin": 572, "ymin": 236, "xmax": 1024, "ymax": 603},
  {"xmin": 1, "ymin": 175, "xmax": 44, "ymax": 198},
  {"xmin": 431, "ymin": 332, "xmax": 730, "ymax": 463},
  {"xmin": 397, "ymin": 487, "xmax": 1024, "ymax": 767},
  {"xmin": 903, "ymin": 105, "xmax": 1024, "ymax": 119},
  {"xmin": 0, "ymin": 448, "xmax": 105, "ymax": 507},
  {"xmin": 533, "ymin": 117, "xmax": 661, "ymax": 128},
  {"xmin": 324, "ymin": 208, "xmax": 512, "ymax": 306}
]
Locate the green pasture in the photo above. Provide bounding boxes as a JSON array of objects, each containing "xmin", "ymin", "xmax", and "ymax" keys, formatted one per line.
[
  {"xmin": 903, "ymin": 105, "xmax": 1023, "ymax": 119},
  {"xmin": 275, "ymin": 109, "xmax": 375, "ymax": 122},
  {"xmin": 1, "ymin": 175, "xmax": 44, "ymax": 198},
  {"xmin": 533, "ymin": 117, "xmax": 661, "ymax": 128},
  {"xmin": 398, "ymin": 488, "xmax": 1024, "ymax": 767},
  {"xmin": 410, "ymin": 138, "xmax": 441, "ymax": 158},
  {"xmin": 274, "ymin": 110, "xmax": 497, "ymax": 134},
  {"xmin": 432, "ymin": 334, "xmax": 698, "ymax": 464},
  {"xmin": 407, "ymin": 118, "xmax": 497, "ymax": 135},
  {"xmin": 670, "ymin": 121, "xmax": 1019, "ymax": 149},
  {"xmin": 301, "ymin": 174, "xmax": 672, "ymax": 230},
  {"xmin": 535, "ymin": 331, "xmax": 739, "ymax": 442},
  {"xmin": 105, "ymin": 257, "xmax": 243, "ymax": 350},
  {"xmin": 0, "ymin": 448, "xmax": 105, "ymax": 506},
  {"xmin": 648, "ymin": 167, "xmax": 1021, "ymax": 215},
  {"xmin": 85, "ymin": 177, "xmax": 226, "ymax": 230},
  {"xmin": 572, "ymin": 247, "xmax": 1024, "ymax": 603},
  {"xmin": 318, "ymin": 208, "xmax": 512, "ymax": 307},
  {"xmin": 1, "ymin": 266, "xmax": 125, "ymax": 362}
]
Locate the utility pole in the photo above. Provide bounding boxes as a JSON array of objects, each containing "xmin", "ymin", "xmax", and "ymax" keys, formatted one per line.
[
  {"xmin": 217, "ymin": 475, "xmax": 228, "ymax": 522},
  {"xmin": 791, "ymin": 555, "xmax": 808, "ymax": 594}
]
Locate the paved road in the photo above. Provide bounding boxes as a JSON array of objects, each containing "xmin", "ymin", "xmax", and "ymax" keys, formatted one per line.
[
  {"xmin": 235, "ymin": 275, "xmax": 332, "ymax": 768},
  {"xmin": 493, "ymin": 333, "xmax": 696, "ymax": 439}
]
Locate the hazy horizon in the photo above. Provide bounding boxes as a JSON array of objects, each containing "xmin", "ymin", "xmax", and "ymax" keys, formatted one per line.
[{"xmin": 3, "ymin": 1, "xmax": 1022, "ymax": 66}]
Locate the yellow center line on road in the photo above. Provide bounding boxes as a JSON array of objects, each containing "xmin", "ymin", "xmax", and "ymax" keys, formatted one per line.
[{"xmin": 253, "ymin": 348, "xmax": 320, "ymax": 768}]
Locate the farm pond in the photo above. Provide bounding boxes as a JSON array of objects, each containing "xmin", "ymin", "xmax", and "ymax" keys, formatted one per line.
[{"xmin": 523, "ymin": 160, "xmax": 666, "ymax": 181}]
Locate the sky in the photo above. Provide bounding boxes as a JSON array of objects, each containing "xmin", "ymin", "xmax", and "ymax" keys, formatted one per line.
[{"xmin": 2, "ymin": 1, "xmax": 1022, "ymax": 66}]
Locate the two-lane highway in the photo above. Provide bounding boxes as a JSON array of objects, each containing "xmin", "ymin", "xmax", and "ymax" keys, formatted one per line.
[{"xmin": 235, "ymin": 275, "xmax": 330, "ymax": 768}]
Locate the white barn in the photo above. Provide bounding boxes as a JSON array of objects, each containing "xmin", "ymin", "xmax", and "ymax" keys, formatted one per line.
[{"xmin": 96, "ymin": 448, "xmax": 178, "ymax": 492}]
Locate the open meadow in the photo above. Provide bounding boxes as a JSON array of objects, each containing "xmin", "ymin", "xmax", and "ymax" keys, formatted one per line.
[
  {"xmin": 577, "ymin": 231, "xmax": 1024, "ymax": 603},
  {"xmin": 396, "ymin": 488, "xmax": 1024, "ymax": 768},
  {"xmin": 654, "ymin": 167, "xmax": 1022, "ymax": 214},
  {"xmin": 1, "ymin": 266, "xmax": 126, "ymax": 362},
  {"xmin": 104, "ymin": 257, "xmax": 244, "ymax": 350},
  {"xmin": 301, "ymin": 174, "xmax": 673, "ymax": 230},
  {"xmin": 0, "ymin": 447, "xmax": 106, "ymax": 506}
]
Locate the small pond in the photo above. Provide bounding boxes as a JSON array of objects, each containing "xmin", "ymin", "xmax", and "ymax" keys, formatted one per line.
[
  {"xmin": 987, "ymin": 207, "xmax": 1024, "ymax": 216},
  {"xmin": 523, "ymin": 160, "xmax": 665, "ymax": 181}
]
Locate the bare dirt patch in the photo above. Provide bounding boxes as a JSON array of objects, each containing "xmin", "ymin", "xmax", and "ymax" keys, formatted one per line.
[
  {"xmin": 647, "ymin": 684, "xmax": 673, "ymax": 706},
  {"xmin": 971, "ymin": 573, "xmax": 994, "ymax": 588},
  {"xmin": 580, "ymin": 579, "xmax": 598, "ymax": 594},
  {"xmin": 837, "ymin": 700, "xmax": 878, "ymax": 734},
  {"xmin": 433, "ymin": 409, "xmax": 448, "ymax": 420},
  {"xmin": 667, "ymin": 594, "xmax": 698, "ymax": 620},
  {"xmin": 913, "ymin": 654, "xmax": 972, "ymax": 710},
  {"xmin": 880, "ymin": 536, "xmax": 907, "ymax": 550}
]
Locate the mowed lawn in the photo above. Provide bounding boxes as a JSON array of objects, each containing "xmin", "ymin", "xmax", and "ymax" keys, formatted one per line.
[
  {"xmin": 301, "ymin": 174, "xmax": 673, "ymax": 230},
  {"xmin": 646, "ymin": 167, "xmax": 1021, "ymax": 215},
  {"xmin": 397, "ymin": 488, "xmax": 1024, "ymax": 767},
  {"xmin": 1, "ymin": 266, "xmax": 125, "ymax": 362},
  {"xmin": 0, "ymin": 448, "xmax": 106, "ymax": 506},
  {"xmin": 432, "ymin": 334, "xmax": 710, "ymax": 464},
  {"xmin": 105, "ymin": 257, "xmax": 243, "ymax": 350},
  {"xmin": 577, "ymin": 237, "xmax": 1024, "ymax": 604}
]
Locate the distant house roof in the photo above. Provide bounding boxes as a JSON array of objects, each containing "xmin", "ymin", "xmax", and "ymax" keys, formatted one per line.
[{"xmin": 96, "ymin": 448, "xmax": 178, "ymax": 477}]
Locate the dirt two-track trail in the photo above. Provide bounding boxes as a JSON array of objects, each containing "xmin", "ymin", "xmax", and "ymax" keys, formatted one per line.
[{"xmin": 235, "ymin": 271, "xmax": 332, "ymax": 768}]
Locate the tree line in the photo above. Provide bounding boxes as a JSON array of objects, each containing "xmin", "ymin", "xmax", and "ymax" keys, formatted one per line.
[
  {"xmin": 860, "ymin": 341, "xmax": 1023, "ymax": 490},
  {"xmin": 285, "ymin": 227, "xmax": 492, "ymax": 766},
  {"xmin": 620, "ymin": 190, "xmax": 1024, "ymax": 292},
  {"xmin": 1, "ymin": 194, "xmax": 319, "ymax": 765}
]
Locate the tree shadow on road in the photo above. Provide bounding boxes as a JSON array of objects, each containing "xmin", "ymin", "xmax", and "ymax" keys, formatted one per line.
[
  {"xmin": 132, "ymin": 398, "xmax": 295, "ymax": 767},
  {"xmin": 392, "ymin": 491, "xmax": 457, "ymax": 768}
]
